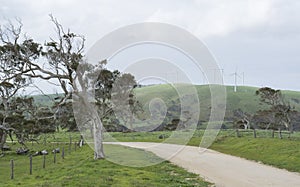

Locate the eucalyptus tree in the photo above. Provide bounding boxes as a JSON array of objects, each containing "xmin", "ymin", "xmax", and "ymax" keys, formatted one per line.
[
  {"xmin": 256, "ymin": 87, "xmax": 292, "ymax": 138},
  {"xmin": 41, "ymin": 15, "xmax": 107, "ymax": 159},
  {"xmin": 92, "ymin": 69, "xmax": 142, "ymax": 130},
  {"xmin": 0, "ymin": 20, "xmax": 42, "ymax": 151}
]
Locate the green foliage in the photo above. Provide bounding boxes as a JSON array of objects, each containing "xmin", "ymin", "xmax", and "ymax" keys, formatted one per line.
[
  {"xmin": 0, "ymin": 96, "xmax": 58, "ymax": 149},
  {"xmin": 256, "ymin": 87, "xmax": 283, "ymax": 106},
  {"xmin": 55, "ymin": 101, "xmax": 77, "ymax": 132},
  {"xmin": 34, "ymin": 107, "xmax": 56, "ymax": 134},
  {"xmin": 255, "ymin": 87, "xmax": 293, "ymax": 133}
]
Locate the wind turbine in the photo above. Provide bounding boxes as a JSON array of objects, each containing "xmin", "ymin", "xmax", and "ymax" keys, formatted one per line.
[{"xmin": 231, "ymin": 68, "xmax": 242, "ymax": 92}]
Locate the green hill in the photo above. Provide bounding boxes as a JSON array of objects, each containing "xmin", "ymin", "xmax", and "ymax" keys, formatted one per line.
[
  {"xmin": 134, "ymin": 84, "xmax": 300, "ymax": 122},
  {"xmin": 32, "ymin": 84, "xmax": 300, "ymax": 124},
  {"xmin": 32, "ymin": 93, "xmax": 64, "ymax": 107}
]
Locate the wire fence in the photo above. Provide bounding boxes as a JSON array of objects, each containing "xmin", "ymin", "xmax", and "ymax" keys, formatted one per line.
[
  {"xmin": 0, "ymin": 135, "xmax": 83, "ymax": 180},
  {"xmin": 218, "ymin": 129, "xmax": 300, "ymax": 140}
]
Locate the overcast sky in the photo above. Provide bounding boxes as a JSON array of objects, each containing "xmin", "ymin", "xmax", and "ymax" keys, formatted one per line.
[{"xmin": 1, "ymin": 0, "xmax": 300, "ymax": 92}]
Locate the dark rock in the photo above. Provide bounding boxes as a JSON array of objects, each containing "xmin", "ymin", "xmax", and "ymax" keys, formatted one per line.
[
  {"xmin": 16, "ymin": 148, "xmax": 29, "ymax": 155},
  {"xmin": 158, "ymin": 134, "xmax": 165, "ymax": 139},
  {"xmin": 52, "ymin": 148, "xmax": 60, "ymax": 153},
  {"xmin": 41, "ymin": 150, "xmax": 48, "ymax": 155},
  {"xmin": 33, "ymin": 150, "xmax": 49, "ymax": 156},
  {"xmin": 2, "ymin": 144, "xmax": 11, "ymax": 151}
]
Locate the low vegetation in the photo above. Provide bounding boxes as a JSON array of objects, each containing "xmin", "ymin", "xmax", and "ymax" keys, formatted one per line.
[
  {"xmin": 210, "ymin": 135, "xmax": 300, "ymax": 173},
  {"xmin": 1, "ymin": 129, "xmax": 299, "ymax": 186}
]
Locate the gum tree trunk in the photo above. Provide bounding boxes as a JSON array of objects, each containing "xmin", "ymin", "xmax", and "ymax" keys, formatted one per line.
[
  {"xmin": 93, "ymin": 121, "xmax": 105, "ymax": 159},
  {"xmin": 0, "ymin": 99, "xmax": 9, "ymax": 151},
  {"xmin": 93, "ymin": 111, "xmax": 105, "ymax": 159},
  {"xmin": 75, "ymin": 91, "xmax": 105, "ymax": 159},
  {"xmin": 0, "ymin": 132, "xmax": 7, "ymax": 152}
]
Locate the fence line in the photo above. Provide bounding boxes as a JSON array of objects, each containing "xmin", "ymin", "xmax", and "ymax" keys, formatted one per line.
[{"xmin": 4, "ymin": 135, "xmax": 82, "ymax": 180}]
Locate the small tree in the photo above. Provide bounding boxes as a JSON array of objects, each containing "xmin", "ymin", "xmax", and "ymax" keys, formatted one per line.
[
  {"xmin": 91, "ymin": 68, "xmax": 120, "ymax": 122},
  {"xmin": 1, "ymin": 97, "xmax": 33, "ymax": 147},
  {"xmin": 111, "ymin": 73, "xmax": 143, "ymax": 130},
  {"xmin": 233, "ymin": 109, "xmax": 250, "ymax": 129},
  {"xmin": 256, "ymin": 87, "xmax": 292, "ymax": 138},
  {"xmin": 89, "ymin": 68, "xmax": 142, "ymax": 131}
]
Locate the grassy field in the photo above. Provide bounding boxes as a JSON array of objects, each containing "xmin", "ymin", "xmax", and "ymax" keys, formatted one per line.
[
  {"xmin": 192, "ymin": 130, "xmax": 300, "ymax": 172},
  {"xmin": 38, "ymin": 129, "xmax": 300, "ymax": 173},
  {"xmin": 0, "ymin": 142, "xmax": 210, "ymax": 187},
  {"xmin": 18, "ymin": 84, "xmax": 300, "ymax": 185},
  {"xmin": 2, "ymin": 129, "xmax": 300, "ymax": 186},
  {"xmin": 210, "ymin": 136, "xmax": 300, "ymax": 173}
]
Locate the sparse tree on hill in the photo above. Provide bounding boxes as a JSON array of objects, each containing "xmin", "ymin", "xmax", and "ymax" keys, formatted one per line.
[
  {"xmin": 111, "ymin": 73, "xmax": 142, "ymax": 130},
  {"xmin": 256, "ymin": 87, "xmax": 292, "ymax": 138}
]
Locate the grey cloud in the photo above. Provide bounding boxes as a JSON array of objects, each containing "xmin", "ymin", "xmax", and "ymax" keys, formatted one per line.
[{"xmin": 0, "ymin": 0, "xmax": 299, "ymax": 91}]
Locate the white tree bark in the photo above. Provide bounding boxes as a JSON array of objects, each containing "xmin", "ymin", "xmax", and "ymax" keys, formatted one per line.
[
  {"xmin": 77, "ymin": 90, "xmax": 105, "ymax": 159},
  {"xmin": 93, "ymin": 115, "xmax": 105, "ymax": 159},
  {"xmin": 0, "ymin": 99, "xmax": 9, "ymax": 150}
]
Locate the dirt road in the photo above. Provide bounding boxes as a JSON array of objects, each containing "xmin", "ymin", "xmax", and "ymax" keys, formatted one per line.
[{"xmin": 107, "ymin": 142, "xmax": 300, "ymax": 187}]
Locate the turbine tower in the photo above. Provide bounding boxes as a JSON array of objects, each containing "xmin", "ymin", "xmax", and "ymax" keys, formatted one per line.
[{"xmin": 231, "ymin": 68, "xmax": 241, "ymax": 92}]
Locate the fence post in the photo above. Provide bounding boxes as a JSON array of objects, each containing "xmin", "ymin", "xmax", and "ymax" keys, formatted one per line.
[
  {"xmin": 279, "ymin": 129, "xmax": 283, "ymax": 139},
  {"xmin": 236, "ymin": 129, "xmax": 240, "ymax": 137},
  {"xmin": 253, "ymin": 129, "xmax": 257, "ymax": 138},
  {"xmin": 29, "ymin": 155, "xmax": 32, "ymax": 175},
  {"xmin": 54, "ymin": 151, "xmax": 56, "ymax": 164},
  {"xmin": 44, "ymin": 136, "xmax": 46, "ymax": 145},
  {"xmin": 62, "ymin": 147, "xmax": 65, "ymax": 159},
  {"xmin": 74, "ymin": 142, "xmax": 77, "ymax": 151},
  {"xmin": 69, "ymin": 136, "xmax": 72, "ymax": 154},
  {"xmin": 10, "ymin": 159, "xmax": 14, "ymax": 179},
  {"xmin": 43, "ymin": 155, "xmax": 46, "ymax": 169}
]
